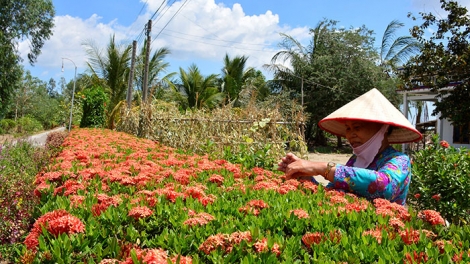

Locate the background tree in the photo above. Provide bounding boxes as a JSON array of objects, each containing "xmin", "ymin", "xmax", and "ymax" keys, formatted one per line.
[
  {"xmin": 403, "ymin": 0, "xmax": 470, "ymax": 126},
  {"xmin": 7, "ymin": 71, "xmax": 63, "ymax": 129},
  {"xmin": 0, "ymin": 0, "xmax": 55, "ymax": 118},
  {"xmin": 379, "ymin": 20, "xmax": 422, "ymax": 76},
  {"xmin": 172, "ymin": 64, "xmax": 224, "ymax": 110},
  {"xmin": 83, "ymin": 35, "xmax": 131, "ymax": 128},
  {"xmin": 220, "ymin": 54, "xmax": 253, "ymax": 105},
  {"xmin": 134, "ymin": 42, "xmax": 175, "ymax": 103},
  {"xmin": 268, "ymin": 20, "xmax": 388, "ymax": 147},
  {"xmin": 237, "ymin": 69, "xmax": 271, "ymax": 107}
]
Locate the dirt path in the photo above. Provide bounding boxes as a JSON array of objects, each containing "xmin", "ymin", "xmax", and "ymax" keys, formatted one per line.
[{"xmin": 307, "ymin": 152, "xmax": 351, "ymax": 164}]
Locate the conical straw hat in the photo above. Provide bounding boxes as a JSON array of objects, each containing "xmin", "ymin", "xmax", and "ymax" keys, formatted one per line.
[{"xmin": 318, "ymin": 88, "xmax": 422, "ymax": 144}]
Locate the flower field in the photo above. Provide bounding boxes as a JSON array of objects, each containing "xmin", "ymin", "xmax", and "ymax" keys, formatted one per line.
[{"xmin": 20, "ymin": 128, "xmax": 470, "ymax": 263}]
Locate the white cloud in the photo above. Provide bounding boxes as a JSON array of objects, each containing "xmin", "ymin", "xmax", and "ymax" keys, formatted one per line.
[{"xmin": 20, "ymin": 0, "xmax": 310, "ymax": 80}]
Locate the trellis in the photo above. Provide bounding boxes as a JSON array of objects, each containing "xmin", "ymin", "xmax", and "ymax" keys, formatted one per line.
[{"xmin": 116, "ymin": 101, "xmax": 308, "ymax": 162}]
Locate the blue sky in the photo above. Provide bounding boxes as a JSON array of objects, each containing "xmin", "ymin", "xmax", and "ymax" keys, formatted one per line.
[{"xmin": 20, "ymin": 0, "xmax": 469, "ymax": 85}]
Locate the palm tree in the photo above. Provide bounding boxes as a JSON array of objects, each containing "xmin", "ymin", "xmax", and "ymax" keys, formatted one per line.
[
  {"xmin": 83, "ymin": 35, "xmax": 132, "ymax": 128},
  {"xmin": 172, "ymin": 64, "xmax": 224, "ymax": 110},
  {"xmin": 379, "ymin": 20, "xmax": 423, "ymax": 131},
  {"xmin": 379, "ymin": 20, "xmax": 422, "ymax": 76},
  {"xmin": 221, "ymin": 54, "xmax": 253, "ymax": 105},
  {"xmin": 134, "ymin": 41, "xmax": 176, "ymax": 103},
  {"xmin": 264, "ymin": 32, "xmax": 310, "ymax": 107}
]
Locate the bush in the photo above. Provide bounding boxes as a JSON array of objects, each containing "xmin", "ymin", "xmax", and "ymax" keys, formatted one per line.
[
  {"xmin": 0, "ymin": 119, "xmax": 16, "ymax": 134},
  {"xmin": 16, "ymin": 116, "xmax": 43, "ymax": 134},
  {"xmin": 45, "ymin": 130, "xmax": 68, "ymax": 155},
  {"xmin": 409, "ymin": 134, "xmax": 470, "ymax": 225},
  {"xmin": 0, "ymin": 131, "xmax": 68, "ymax": 261},
  {"xmin": 80, "ymin": 86, "xmax": 108, "ymax": 128}
]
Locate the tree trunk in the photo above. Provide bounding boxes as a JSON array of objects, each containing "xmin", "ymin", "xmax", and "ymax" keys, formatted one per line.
[{"xmin": 336, "ymin": 135, "xmax": 343, "ymax": 148}]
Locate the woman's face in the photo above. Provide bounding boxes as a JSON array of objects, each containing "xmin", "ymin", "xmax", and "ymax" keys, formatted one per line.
[{"xmin": 344, "ymin": 121, "xmax": 383, "ymax": 148}]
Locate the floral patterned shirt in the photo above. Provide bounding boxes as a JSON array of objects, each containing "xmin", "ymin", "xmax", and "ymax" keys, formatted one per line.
[{"xmin": 325, "ymin": 146, "xmax": 411, "ymax": 205}]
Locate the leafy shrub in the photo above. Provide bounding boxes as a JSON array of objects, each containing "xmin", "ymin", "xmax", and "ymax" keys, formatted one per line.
[
  {"xmin": 222, "ymin": 143, "xmax": 278, "ymax": 170},
  {"xmin": 11, "ymin": 128, "xmax": 470, "ymax": 263},
  {"xmin": 409, "ymin": 134, "xmax": 470, "ymax": 225},
  {"xmin": 15, "ymin": 116, "xmax": 43, "ymax": 134},
  {"xmin": 80, "ymin": 86, "xmax": 108, "ymax": 128},
  {"xmin": 0, "ymin": 141, "xmax": 41, "ymax": 260},
  {"xmin": 0, "ymin": 119, "xmax": 16, "ymax": 134},
  {"xmin": 45, "ymin": 131, "xmax": 68, "ymax": 155},
  {"xmin": 0, "ymin": 131, "xmax": 68, "ymax": 261}
]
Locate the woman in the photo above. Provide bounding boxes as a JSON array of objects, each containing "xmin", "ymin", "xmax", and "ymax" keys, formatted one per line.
[{"xmin": 278, "ymin": 88, "xmax": 422, "ymax": 205}]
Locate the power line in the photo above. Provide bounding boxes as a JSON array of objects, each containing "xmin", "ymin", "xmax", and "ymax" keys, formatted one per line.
[
  {"xmin": 126, "ymin": 0, "xmax": 150, "ymax": 43},
  {"xmin": 156, "ymin": 27, "xmax": 272, "ymax": 47},
  {"xmin": 157, "ymin": 31, "xmax": 276, "ymax": 53},
  {"xmin": 154, "ymin": 0, "xmax": 192, "ymax": 40}
]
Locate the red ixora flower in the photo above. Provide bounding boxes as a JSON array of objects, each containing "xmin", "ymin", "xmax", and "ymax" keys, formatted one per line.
[
  {"xmin": 414, "ymin": 193, "xmax": 421, "ymax": 199},
  {"xmin": 440, "ymin": 140, "xmax": 450, "ymax": 148},
  {"xmin": 418, "ymin": 210, "xmax": 446, "ymax": 226},
  {"xmin": 128, "ymin": 206, "xmax": 153, "ymax": 220},
  {"xmin": 431, "ymin": 194, "xmax": 441, "ymax": 201},
  {"xmin": 302, "ymin": 232, "xmax": 324, "ymax": 247}
]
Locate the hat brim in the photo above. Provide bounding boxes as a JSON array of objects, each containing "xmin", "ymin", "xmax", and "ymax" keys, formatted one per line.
[{"xmin": 318, "ymin": 88, "xmax": 423, "ymax": 144}]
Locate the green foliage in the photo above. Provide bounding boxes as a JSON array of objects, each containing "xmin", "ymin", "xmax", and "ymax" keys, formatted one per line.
[
  {"xmin": 221, "ymin": 53, "xmax": 252, "ymax": 104},
  {"xmin": 173, "ymin": 64, "xmax": 225, "ymax": 110},
  {"xmin": 0, "ymin": 0, "xmax": 55, "ymax": 117},
  {"xmin": 268, "ymin": 19, "xmax": 391, "ymax": 146},
  {"xmin": 0, "ymin": 131, "xmax": 68, "ymax": 262},
  {"xmin": 16, "ymin": 115, "xmax": 43, "ymax": 134},
  {"xmin": 83, "ymin": 35, "xmax": 131, "ymax": 129},
  {"xmin": 222, "ymin": 143, "xmax": 277, "ymax": 170},
  {"xmin": 9, "ymin": 128, "xmax": 470, "ymax": 263},
  {"xmin": 403, "ymin": 0, "xmax": 470, "ymax": 126},
  {"xmin": 409, "ymin": 134, "xmax": 470, "ymax": 225},
  {"xmin": 80, "ymin": 86, "xmax": 108, "ymax": 128},
  {"xmin": 0, "ymin": 119, "xmax": 16, "ymax": 134}
]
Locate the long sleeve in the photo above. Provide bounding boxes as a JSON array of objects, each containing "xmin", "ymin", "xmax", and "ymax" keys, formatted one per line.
[{"xmin": 327, "ymin": 147, "xmax": 411, "ymax": 205}]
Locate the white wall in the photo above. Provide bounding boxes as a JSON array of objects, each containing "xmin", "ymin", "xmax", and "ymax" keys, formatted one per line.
[{"xmin": 441, "ymin": 118, "xmax": 470, "ymax": 149}]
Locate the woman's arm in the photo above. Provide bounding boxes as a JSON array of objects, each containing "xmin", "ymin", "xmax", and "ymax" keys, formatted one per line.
[{"xmin": 331, "ymin": 151, "xmax": 411, "ymax": 204}]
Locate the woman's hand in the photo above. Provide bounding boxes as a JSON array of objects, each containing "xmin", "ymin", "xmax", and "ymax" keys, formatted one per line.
[{"xmin": 278, "ymin": 153, "xmax": 321, "ymax": 180}]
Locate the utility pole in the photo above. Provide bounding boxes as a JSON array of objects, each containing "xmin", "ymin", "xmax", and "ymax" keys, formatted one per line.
[
  {"xmin": 62, "ymin": 58, "xmax": 77, "ymax": 132},
  {"xmin": 127, "ymin": 40, "xmax": 137, "ymax": 108},
  {"xmin": 142, "ymin": 20, "xmax": 152, "ymax": 103}
]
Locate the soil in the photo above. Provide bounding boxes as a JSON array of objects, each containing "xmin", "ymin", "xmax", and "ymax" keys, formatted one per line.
[
  {"xmin": 0, "ymin": 134, "xmax": 14, "ymax": 145},
  {"xmin": 307, "ymin": 152, "xmax": 351, "ymax": 164}
]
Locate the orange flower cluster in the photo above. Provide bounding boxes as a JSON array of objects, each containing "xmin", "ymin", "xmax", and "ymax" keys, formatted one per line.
[
  {"xmin": 208, "ymin": 174, "xmax": 225, "ymax": 186},
  {"xmin": 399, "ymin": 228, "xmax": 436, "ymax": 245},
  {"xmin": 92, "ymin": 193, "xmax": 123, "ymax": 217},
  {"xmin": 440, "ymin": 140, "xmax": 450, "ymax": 148},
  {"xmin": 301, "ymin": 230, "xmax": 343, "ymax": 247},
  {"xmin": 404, "ymin": 251, "xmax": 428, "ymax": 264},
  {"xmin": 24, "ymin": 209, "xmax": 85, "ymax": 250},
  {"xmin": 363, "ymin": 227, "xmax": 384, "ymax": 244},
  {"xmin": 128, "ymin": 206, "xmax": 153, "ymax": 220},
  {"xmin": 199, "ymin": 231, "xmax": 252, "ymax": 254},
  {"xmin": 290, "ymin": 209, "xmax": 309, "ymax": 219},
  {"xmin": 373, "ymin": 198, "xmax": 410, "ymax": 221},
  {"xmin": 239, "ymin": 199, "xmax": 269, "ymax": 216},
  {"xmin": 252, "ymin": 238, "xmax": 281, "ymax": 256},
  {"xmin": 103, "ymin": 247, "xmax": 192, "ymax": 264},
  {"xmin": 302, "ymin": 232, "xmax": 324, "ymax": 247},
  {"xmin": 183, "ymin": 212, "xmax": 215, "ymax": 227},
  {"xmin": 418, "ymin": 210, "xmax": 446, "ymax": 226}
]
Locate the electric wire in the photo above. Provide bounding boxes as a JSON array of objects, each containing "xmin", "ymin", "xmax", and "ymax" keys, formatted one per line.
[{"xmin": 153, "ymin": 0, "xmax": 191, "ymax": 41}]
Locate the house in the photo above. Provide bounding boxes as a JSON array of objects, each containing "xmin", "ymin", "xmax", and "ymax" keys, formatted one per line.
[{"xmin": 397, "ymin": 83, "xmax": 470, "ymax": 149}]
